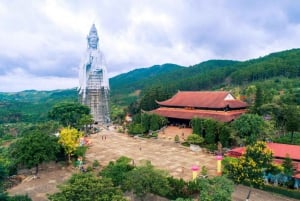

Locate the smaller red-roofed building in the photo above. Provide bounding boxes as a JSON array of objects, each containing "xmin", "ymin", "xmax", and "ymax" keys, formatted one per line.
[
  {"xmin": 150, "ymin": 91, "xmax": 248, "ymax": 124},
  {"xmin": 227, "ymin": 142, "xmax": 300, "ymax": 187}
]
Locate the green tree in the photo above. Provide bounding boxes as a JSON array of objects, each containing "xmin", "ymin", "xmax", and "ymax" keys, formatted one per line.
[
  {"xmin": 197, "ymin": 176, "xmax": 234, "ymax": 201},
  {"xmin": 282, "ymin": 155, "xmax": 294, "ymax": 177},
  {"xmin": 284, "ymin": 105, "xmax": 300, "ymax": 143},
  {"xmin": 100, "ymin": 156, "xmax": 134, "ymax": 186},
  {"xmin": 140, "ymin": 86, "xmax": 171, "ymax": 111},
  {"xmin": 127, "ymin": 123, "xmax": 145, "ymax": 135},
  {"xmin": 0, "ymin": 162, "xmax": 7, "ymax": 192},
  {"xmin": 123, "ymin": 162, "xmax": 170, "ymax": 200},
  {"xmin": 58, "ymin": 127, "xmax": 83, "ymax": 163},
  {"xmin": 253, "ymin": 84, "xmax": 264, "ymax": 114},
  {"xmin": 48, "ymin": 173, "xmax": 126, "ymax": 201},
  {"xmin": 9, "ymin": 131, "xmax": 59, "ymax": 175},
  {"xmin": 232, "ymin": 114, "xmax": 265, "ymax": 144},
  {"xmin": 48, "ymin": 102, "xmax": 90, "ymax": 127},
  {"xmin": 139, "ymin": 113, "xmax": 167, "ymax": 133},
  {"xmin": 191, "ymin": 117, "xmax": 201, "ymax": 135},
  {"xmin": 78, "ymin": 114, "xmax": 94, "ymax": 134}
]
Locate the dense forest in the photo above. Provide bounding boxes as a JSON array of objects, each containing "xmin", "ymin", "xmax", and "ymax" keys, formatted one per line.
[{"xmin": 110, "ymin": 48, "xmax": 300, "ymax": 106}]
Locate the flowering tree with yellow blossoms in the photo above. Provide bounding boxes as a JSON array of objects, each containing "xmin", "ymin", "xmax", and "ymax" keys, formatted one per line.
[
  {"xmin": 226, "ymin": 141, "xmax": 273, "ymax": 187},
  {"xmin": 58, "ymin": 127, "xmax": 83, "ymax": 163}
]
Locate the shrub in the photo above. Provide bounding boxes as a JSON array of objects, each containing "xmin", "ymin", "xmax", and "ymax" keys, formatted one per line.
[
  {"xmin": 74, "ymin": 146, "xmax": 88, "ymax": 158},
  {"xmin": 92, "ymin": 160, "xmax": 100, "ymax": 168},
  {"xmin": 186, "ymin": 134, "xmax": 204, "ymax": 145},
  {"xmin": 166, "ymin": 176, "xmax": 191, "ymax": 199}
]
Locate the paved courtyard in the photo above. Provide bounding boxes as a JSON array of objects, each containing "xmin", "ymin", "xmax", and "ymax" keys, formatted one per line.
[
  {"xmin": 85, "ymin": 127, "xmax": 216, "ymax": 180},
  {"xmin": 8, "ymin": 126, "xmax": 299, "ymax": 201}
]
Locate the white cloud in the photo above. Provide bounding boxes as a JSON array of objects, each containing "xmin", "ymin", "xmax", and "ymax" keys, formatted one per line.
[
  {"xmin": 0, "ymin": 68, "xmax": 77, "ymax": 92},
  {"xmin": 0, "ymin": 0, "xmax": 300, "ymax": 92}
]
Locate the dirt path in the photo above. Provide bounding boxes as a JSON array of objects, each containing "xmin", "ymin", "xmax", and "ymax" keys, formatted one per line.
[{"xmin": 8, "ymin": 127, "xmax": 300, "ymax": 201}]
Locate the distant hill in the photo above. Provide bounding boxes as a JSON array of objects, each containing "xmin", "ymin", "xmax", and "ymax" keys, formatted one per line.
[
  {"xmin": 0, "ymin": 89, "xmax": 77, "ymax": 123},
  {"xmin": 109, "ymin": 48, "xmax": 300, "ymax": 105},
  {"xmin": 1, "ymin": 48, "xmax": 300, "ymax": 123}
]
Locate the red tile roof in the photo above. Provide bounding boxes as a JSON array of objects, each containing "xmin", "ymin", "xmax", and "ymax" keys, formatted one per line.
[
  {"xmin": 227, "ymin": 143, "xmax": 300, "ymax": 161},
  {"xmin": 151, "ymin": 107, "xmax": 247, "ymax": 122},
  {"xmin": 156, "ymin": 91, "xmax": 248, "ymax": 109}
]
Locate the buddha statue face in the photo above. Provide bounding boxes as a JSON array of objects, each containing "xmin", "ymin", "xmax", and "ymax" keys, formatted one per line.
[
  {"xmin": 88, "ymin": 34, "xmax": 98, "ymax": 49},
  {"xmin": 87, "ymin": 24, "xmax": 99, "ymax": 49}
]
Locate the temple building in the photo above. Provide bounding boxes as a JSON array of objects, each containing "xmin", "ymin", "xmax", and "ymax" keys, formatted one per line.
[
  {"xmin": 150, "ymin": 91, "xmax": 247, "ymax": 124},
  {"xmin": 78, "ymin": 24, "xmax": 110, "ymax": 124}
]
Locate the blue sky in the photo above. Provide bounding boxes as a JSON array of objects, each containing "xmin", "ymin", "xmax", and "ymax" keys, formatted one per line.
[{"xmin": 0, "ymin": 0, "xmax": 300, "ymax": 92}]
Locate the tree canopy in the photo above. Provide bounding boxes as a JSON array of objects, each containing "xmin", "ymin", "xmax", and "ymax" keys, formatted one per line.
[
  {"xmin": 48, "ymin": 173, "xmax": 126, "ymax": 201},
  {"xmin": 232, "ymin": 114, "xmax": 266, "ymax": 144},
  {"xmin": 9, "ymin": 131, "xmax": 59, "ymax": 175},
  {"xmin": 58, "ymin": 127, "xmax": 83, "ymax": 163},
  {"xmin": 123, "ymin": 162, "xmax": 170, "ymax": 200},
  {"xmin": 48, "ymin": 102, "xmax": 90, "ymax": 127}
]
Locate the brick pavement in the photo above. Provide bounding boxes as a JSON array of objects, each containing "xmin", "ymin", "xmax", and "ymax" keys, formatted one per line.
[{"xmin": 86, "ymin": 127, "xmax": 217, "ymax": 180}]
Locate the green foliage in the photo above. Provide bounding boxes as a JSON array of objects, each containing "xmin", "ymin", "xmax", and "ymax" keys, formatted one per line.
[
  {"xmin": 197, "ymin": 176, "xmax": 234, "ymax": 201},
  {"xmin": 232, "ymin": 114, "xmax": 266, "ymax": 144},
  {"xmin": 92, "ymin": 160, "xmax": 100, "ymax": 168},
  {"xmin": 273, "ymin": 132, "xmax": 300, "ymax": 145},
  {"xmin": 282, "ymin": 155, "xmax": 294, "ymax": 177},
  {"xmin": 127, "ymin": 123, "xmax": 145, "ymax": 135},
  {"xmin": 7, "ymin": 194, "xmax": 32, "ymax": 201},
  {"xmin": 191, "ymin": 118, "xmax": 231, "ymax": 146},
  {"xmin": 201, "ymin": 166, "xmax": 208, "ymax": 176},
  {"xmin": 253, "ymin": 84, "xmax": 263, "ymax": 114},
  {"xmin": 0, "ymin": 146, "xmax": 17, "ymax": 176},
  {"xmin": 186, "ymin": 134, "xmax": 204, "ymax": 145},
  {"xmin": 48, "ymin": 173, "xmax": 126, "ymax": 201},
  {"xmin": 0, "ymin": 162, "xmax": 7, "ymax": 191},
  {"xmin": 284, "ymin": 105, "xmax": 300, "ymax": 142},
  {"xmin": 0, "ymin": 193, "xmax": 32, "ymax": 201},
  {"xmin": 123, "ymin": 162, "xmax": 170, "ymax": 199},
  {"xmin": 166, "ymin": 177, "xmax": 191, "ymax": 199},
  {"xmin": 73, "ymin": 146, "xmax": 88, "ymax": 158},
  {"xmin": 48, "ymin": 102, "xmax": 90, "ymax": 127},
  {"xmin": 110, "ymin": 104, "xmax": 126, "ymax": 124},
  {"xmin": 100, "ymin": 156, "xmax": 134, "ymax": 187},
  {"xmin": 9, "ymin": 131, "xmax": 59, "ymax": 175},
  {"xmin": 78, "ymin": 114, "xmax": 94, "ymax": 134},
  {"xmin": 140, "ymin": 86, "xmax": 172, "ymax": 111},
  {"xmin": 218, "ymin": 124, "xmax": 232, "ymax": 147},
  {"xmin": 191, "ymin": 117, "xmax": 202, "ymax": 135},
  {"xmin": 138, "ymin": 113, "xmax": 167, "ymax": 134},
  {"xmin": 261, "ymin": 184, "xmax": 300, "ymax": 200}
]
